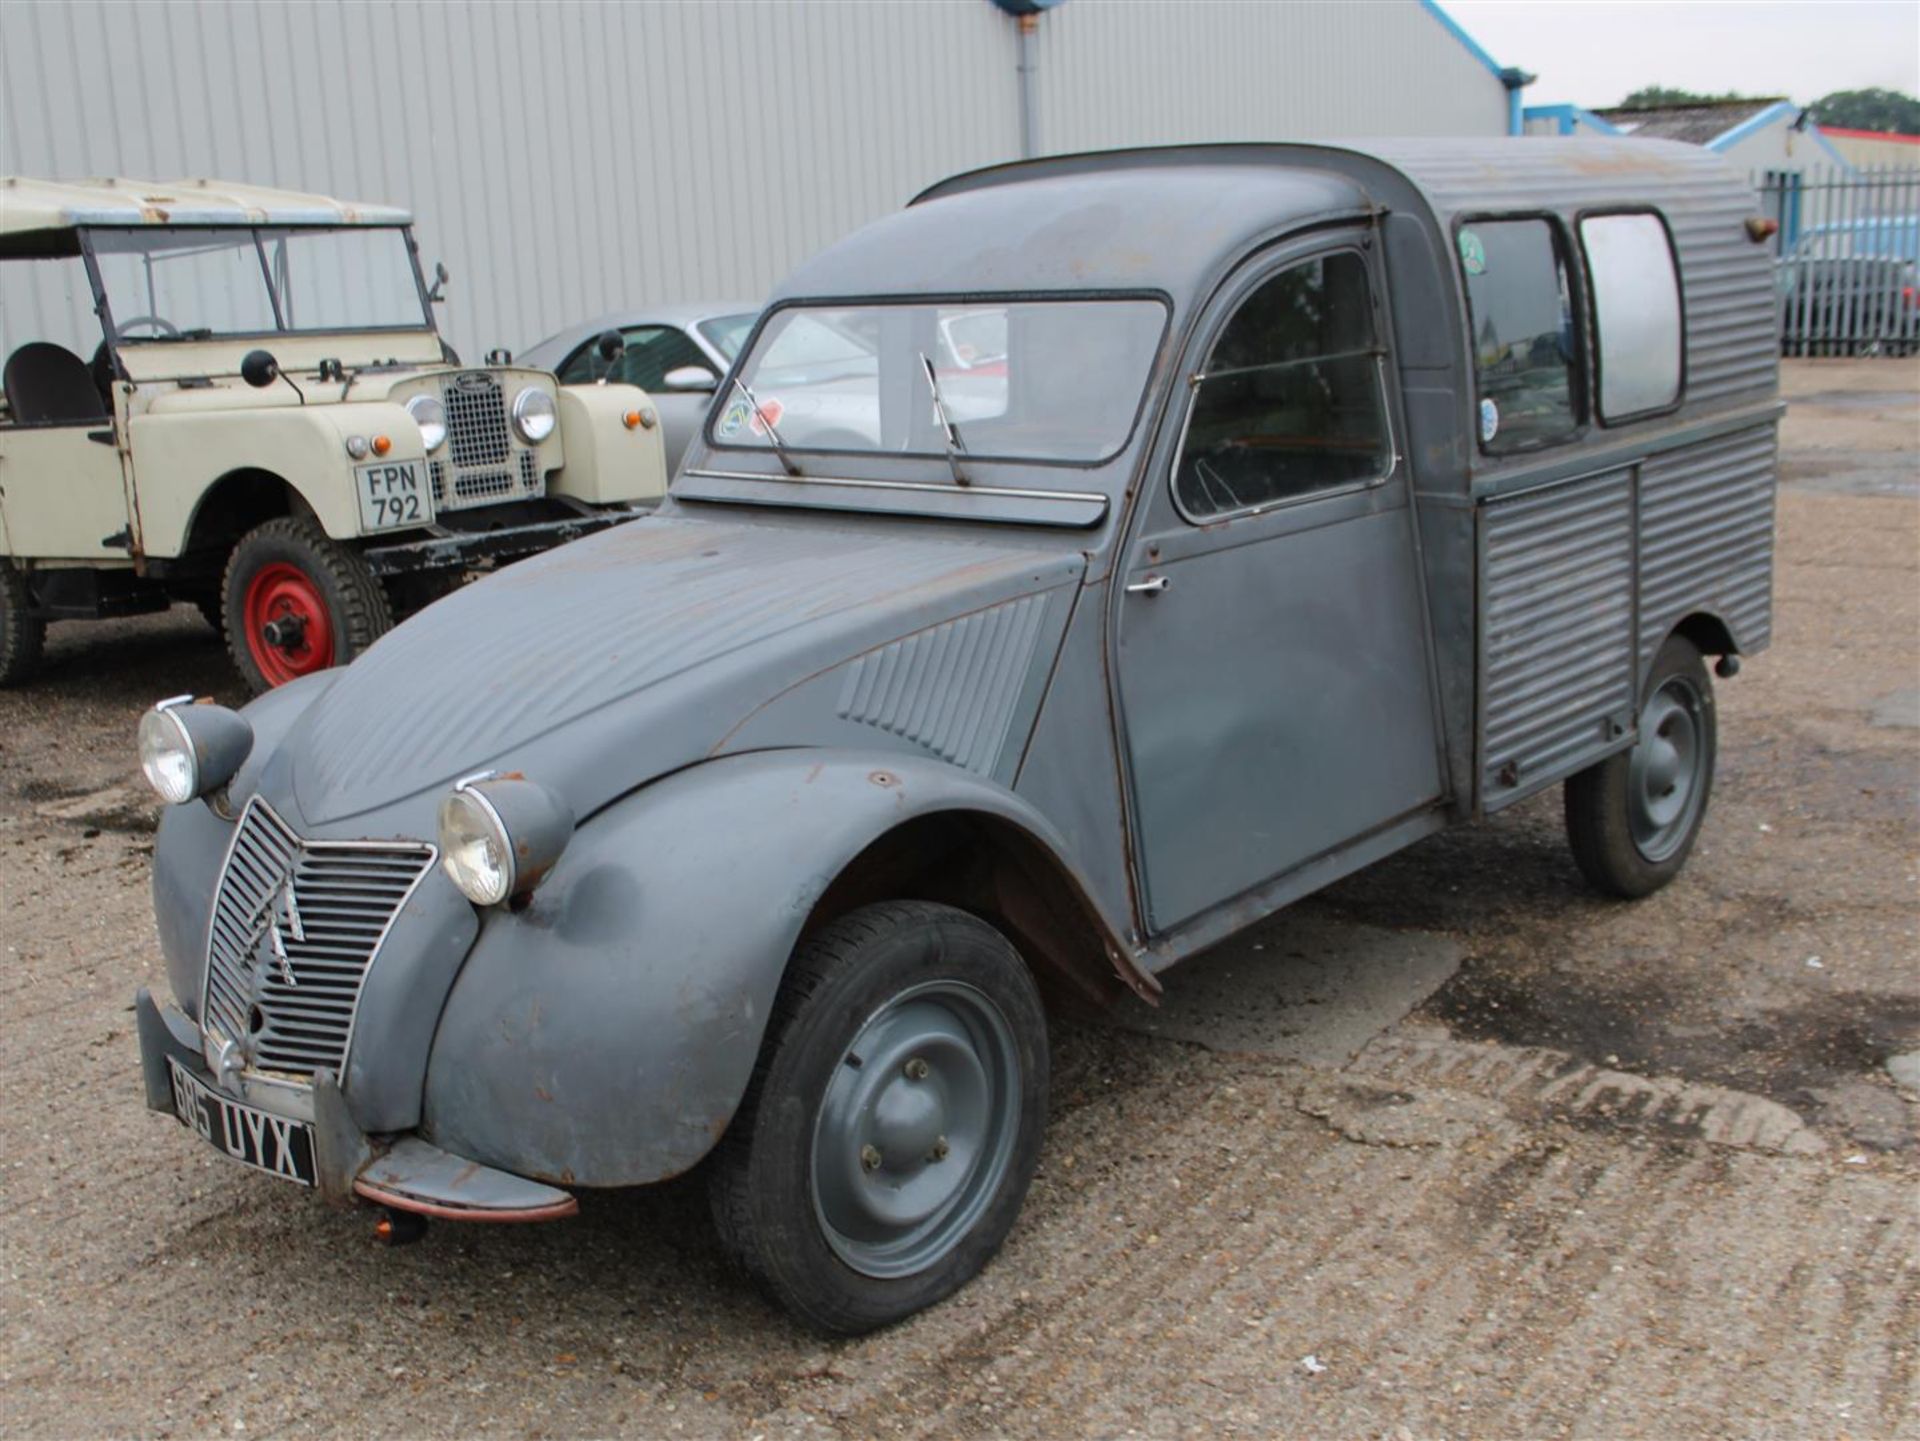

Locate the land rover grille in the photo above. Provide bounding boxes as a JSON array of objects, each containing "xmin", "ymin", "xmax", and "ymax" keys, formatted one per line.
[
  {"xmin": 431, "ymin": 371, "xmax": 548, "ymax": 512},
  {"xmin": 200, "ymin": 798, "xmax": 435, "ymax": 1079}
]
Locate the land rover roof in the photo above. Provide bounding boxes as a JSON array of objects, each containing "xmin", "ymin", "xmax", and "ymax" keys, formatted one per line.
[{"xmin": 0, "ymin": 176, "xmax": 411, "ymax": 257}]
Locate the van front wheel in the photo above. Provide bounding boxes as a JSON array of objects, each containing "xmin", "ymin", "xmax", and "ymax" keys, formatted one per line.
[
  {"xmin": 1565, "ymin": 634, "xmax": 1717, "ymax": 898},
  {"xmin": 708, "ymin": 901, "xmax": 1049, "ymax": 1334},
  {"xmin": 223, "ymin": 517, "xmax": 391, "ymax": 694}
]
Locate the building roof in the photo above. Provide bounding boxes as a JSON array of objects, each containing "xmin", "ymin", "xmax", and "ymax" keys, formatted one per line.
[
  {"xmin": 0, "ymin": 176, "xmax": 409, "ymax": 244},
  {"xmin": 1593, "ymin": 98, "xmax": 1790, "ymax": 147}
]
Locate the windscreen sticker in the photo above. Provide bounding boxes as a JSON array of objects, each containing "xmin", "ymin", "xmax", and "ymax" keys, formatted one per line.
[
  {"xmin": 748, "ymin": 397, "xmax": 784, "ymax": 436},
  {"xmin": 717, "ymin": 398, "xmax": 751, "ymax": 439},
  {"xmin": 1458, "ymin": 228, "xmax": 1487, "ymax": 276},
  {"xmin": 1480, "ymin": 397, "xmax": 1500, "ymax": 444}
]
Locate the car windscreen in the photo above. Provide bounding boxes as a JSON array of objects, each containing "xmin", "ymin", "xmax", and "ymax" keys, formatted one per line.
[
  {"xmin": 88, "ymin": 226, "xmax": 430, "ymax": 339},
  {"xmin": 709, "ymin": 297, "xmax": 1168, "ymax": 465},
  {"xmin": 695, "ymin": 311, "xmax": 758, "ymax": 362}
]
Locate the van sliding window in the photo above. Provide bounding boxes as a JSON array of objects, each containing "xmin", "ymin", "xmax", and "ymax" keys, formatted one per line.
[
  {"xmin": 1580, "ymin": 213, "xmax": 1684, "ymax": 420},
  {"xmin": 1458, "ymin": 219, "xmax": 1582, "ymax": 454}
]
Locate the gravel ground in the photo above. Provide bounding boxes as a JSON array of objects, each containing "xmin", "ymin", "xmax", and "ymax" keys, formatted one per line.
[{"xmin": 1, "ymin": 359, "xmax": 1915, "ymax": 1439}]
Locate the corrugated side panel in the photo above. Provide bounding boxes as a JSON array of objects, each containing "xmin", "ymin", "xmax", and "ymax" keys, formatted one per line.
[
  {"xmin": 1366, "ymin": 139, "xmax": 1781, "ymax": 407},
  {"xmin": 1480, "ymin": 469, "xmax": 1636, "ymax": 806},
  {"xmin": 1638, "ymin": 424, "xmax": 1777, "ymax": 663},
  {"xmin": 836, "ymin": 593, "xmax": 1050, "ymax": 776}
]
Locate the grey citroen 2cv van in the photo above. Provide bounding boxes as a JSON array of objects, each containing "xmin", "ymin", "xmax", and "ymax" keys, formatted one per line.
[{"xmin": 133, "ymin": 140, "xmax": 1779, "ymax": 1333}]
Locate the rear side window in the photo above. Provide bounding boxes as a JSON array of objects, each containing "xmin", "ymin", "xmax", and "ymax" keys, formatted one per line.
[
  {"xmin": 559, "ymin": 325, "xmax": 709, "ymax": 390},
  {"xmin": 1580, "ymin": 212, "xmax": 1683, "ymax": 420},
  {"xmin": 1174, "ymin": 250, "xmax": 1392, "ymax": 520},
  {"xmin": 1458, "ymin": 219, "xmax": 1581, "ymax": 454}
]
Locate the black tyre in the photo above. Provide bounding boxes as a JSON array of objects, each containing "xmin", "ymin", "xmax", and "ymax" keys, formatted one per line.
[
  {"xmin": 1565, "ymin": 634, "xmax": 1717, "ymax": 898},
  {"xmin": 0, "ymin": 562, "xmax": 46, "ymax": 687},
  {"xmin": 223, "ymin": 516, "xmax": 392, "ymax": 694},
  {"xmin": 708, "ymin": 901, "xmax": 1049, "ymax": 1334}
]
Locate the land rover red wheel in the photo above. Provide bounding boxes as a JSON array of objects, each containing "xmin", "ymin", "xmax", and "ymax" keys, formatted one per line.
[{"xmin": 222, "ymin": 517, "xmax": 392, "ymax": 694}]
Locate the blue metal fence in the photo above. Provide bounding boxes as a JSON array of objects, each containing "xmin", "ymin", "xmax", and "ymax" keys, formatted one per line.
[{"xmin": 1758, "ymin": 165, "xmax": 1920, "ymax": 357}]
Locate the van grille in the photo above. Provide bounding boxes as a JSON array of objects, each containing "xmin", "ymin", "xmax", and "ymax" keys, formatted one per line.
[{"xmin": 200, "ymin": 799, "xmax": 435, "ymax": 1079}]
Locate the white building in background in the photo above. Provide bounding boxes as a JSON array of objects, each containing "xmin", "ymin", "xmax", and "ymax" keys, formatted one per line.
[
  {"xmin": 1522, "ymin": 97, "xmax": 1856, "ymax": 177},
  {"xmin": 1, "ymin": 0, "xmax": 1526, "ymax": 357}
]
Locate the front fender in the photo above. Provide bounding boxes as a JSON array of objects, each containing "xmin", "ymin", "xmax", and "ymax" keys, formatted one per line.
[
  {"xmin": 130, "ymin": 402, "xmax": 428, "ymax": 555},
  {"xmin": 419, "ymin": 748, "xmax": 1112, "ymax": 1187},
  {"xmin": 551, "ymin": 382, "xmax": 667, "ymax": 505}
]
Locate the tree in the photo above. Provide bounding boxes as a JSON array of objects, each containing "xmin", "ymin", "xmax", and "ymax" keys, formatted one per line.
[
  {"xmin": 1809, "ymin": 89, "xmax": 1920, "ymax": 135},
  {"xmin": 1618, "ymin": 86, "xmax": 1760, "ymax": 108}
]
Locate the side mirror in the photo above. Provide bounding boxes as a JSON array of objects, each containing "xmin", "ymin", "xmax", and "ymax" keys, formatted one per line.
[
  {"xmin": 240, "ymin": 349, "xmax": 280, "ymax": 389},
  {"xmin": 428, "ymin": 261, "xmax": 450, "ymax": 304},
  {"xmin": 661, "ymin": 365, "xmax": 718, "ymax": 393},
  {"xmin": 595, "ymin": 330, "xmax": 627, "ymax": 363}
]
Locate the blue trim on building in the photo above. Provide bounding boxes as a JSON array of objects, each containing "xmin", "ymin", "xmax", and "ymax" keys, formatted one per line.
[
  {"xmin": 1416, "ymin": 0, "xmax": 1504, "ymax": 78},
  {"xmin": 1417, "ymin": 0, "xmax": 1532, "ymax": 134},
  {"xmin": 1522, "ymin": 104, "xmax": 1624, "ymax": 137},
  {"xmin": 1808, "ymin": 126, "xmax": 1861, "ymax": 174},
  {"xmin": 1706, "ymin": 100, "xmax": 1799, "ymax": 152}
]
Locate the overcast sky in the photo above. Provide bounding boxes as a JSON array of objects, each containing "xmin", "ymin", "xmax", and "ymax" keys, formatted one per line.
[{"xmin": 1445, "ymin": 1, "xmax": 1920, "ymax": 110}]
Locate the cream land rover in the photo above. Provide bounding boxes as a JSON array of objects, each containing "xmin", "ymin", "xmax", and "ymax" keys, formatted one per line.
[{"xmin": 0, "ymin": 178, "xmax": 666, "ymax": 691}]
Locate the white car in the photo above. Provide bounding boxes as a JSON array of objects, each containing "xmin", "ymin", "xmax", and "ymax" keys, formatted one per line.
[{"xmin": 519, "ymin": 302, "xmax": 757, "ymax": 474}]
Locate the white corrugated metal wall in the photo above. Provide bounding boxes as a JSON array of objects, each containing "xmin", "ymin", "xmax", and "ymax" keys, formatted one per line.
[{"xmin": 0, "ymin": 0, "xmax": 1508, "ymax": 358}]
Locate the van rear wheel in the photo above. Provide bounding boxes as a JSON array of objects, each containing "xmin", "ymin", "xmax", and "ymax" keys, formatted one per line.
[
  {"xmin": 1565, "ymin": 634, "xmax": 1717, "ymax": 898},
  {"xmin": 0, "ymin": 562, "xmax": 46, "ymax": 687},
  {"xmin": 223, "ymin": 517, "xmax": 391, "ymax": 694},
  {"xmin": 708, "ymin": 901, "xmax": 1049, "ymax": 1335}
]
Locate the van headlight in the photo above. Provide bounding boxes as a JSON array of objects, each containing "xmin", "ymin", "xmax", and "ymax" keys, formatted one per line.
[
  {"xmin": 511, "ymin": 387, "xmax": 557, "ymax": 443},
  {"xmin": 138, "ymin": 696, "xmax": 254, "ymax": 805},
  {"xmin": 406, "ymin": 394, "xmax": 448, "ymax": 451},
  {"xmin": 438, "ymin": 773, "xmax": 574, "ymax": 906}
]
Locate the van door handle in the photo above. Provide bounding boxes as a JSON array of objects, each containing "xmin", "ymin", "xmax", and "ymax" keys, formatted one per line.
[{"xmin": 1125, "ymin": 575, "xmax": 1170, "ymax": 595}]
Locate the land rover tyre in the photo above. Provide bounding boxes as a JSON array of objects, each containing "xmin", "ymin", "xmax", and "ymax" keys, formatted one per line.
[
  {"xmin": 223, "ymin": 517, "xmax": 392, "ymax": 694},
  {"xmin": 708, "ymin": 901, "xmax": 1049, "ymax": 1334},
  {"xmin": 0, "ymin": 561, "xmax": 46, "ymax": 687},
  {"xmin": 1564, "ymin": 634, "xmax": 1717, "ymax": 898}
]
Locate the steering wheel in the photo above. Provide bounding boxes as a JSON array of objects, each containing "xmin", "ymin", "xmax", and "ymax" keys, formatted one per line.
[{"xmin": 115, "ymin": 315, "xmax": 180, "ymax": 339}]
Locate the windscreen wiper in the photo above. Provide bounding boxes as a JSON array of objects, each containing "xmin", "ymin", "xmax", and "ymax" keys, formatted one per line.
[
  {"xmin": 918, "ymin": 352, "xmax": 970, "ymax": 487},
  {"xmin": 729, "ymin": 375, "xmax": 801, "ymax": 477}
]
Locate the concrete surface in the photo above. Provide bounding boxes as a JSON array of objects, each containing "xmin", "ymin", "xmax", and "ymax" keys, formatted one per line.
[{"xmin": 0, "ymin": 358, "xmax": 1915, "ymax": 1438}]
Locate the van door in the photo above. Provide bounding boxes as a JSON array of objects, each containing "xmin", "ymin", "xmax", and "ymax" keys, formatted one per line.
[{"xmin": 1113, "ymin": 234, "xmax": 1444, "ymax": 932}]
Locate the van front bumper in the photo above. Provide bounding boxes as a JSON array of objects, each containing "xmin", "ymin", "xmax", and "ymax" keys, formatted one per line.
[{"xmin": 134, "ymin": 987, "xmax": 577, "ymax": 1222}]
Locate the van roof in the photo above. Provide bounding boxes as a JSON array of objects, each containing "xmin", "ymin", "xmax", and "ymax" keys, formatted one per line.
[{"xmin": 775, "ymin": 138, "xmax": 1741, "ymax": 311}]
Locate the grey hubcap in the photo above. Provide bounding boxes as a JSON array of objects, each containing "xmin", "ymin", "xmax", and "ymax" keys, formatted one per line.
[
  {"xmin": 1628, "ymin": 676, "xmax": 1706, "ymax": 863},
  {"xmin": 811, "ymin": 980, "xmax": 1021, "ymax": 1279}
]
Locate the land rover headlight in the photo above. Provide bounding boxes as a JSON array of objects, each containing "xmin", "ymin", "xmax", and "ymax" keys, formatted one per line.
[
  {"xmin": 138, "ymin": 696, "xmax": 253, "ymax": 805},
  {"xmin": 438, "ymin": 773, "xmax": 574, "ymax": 906},
  {"xmin": 406, "ymin": 394, "xmax": 448, "ymax": 451},
  {"xmin": 511, "ymin": 387, "xmax": 557, "ymax": 443}
]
